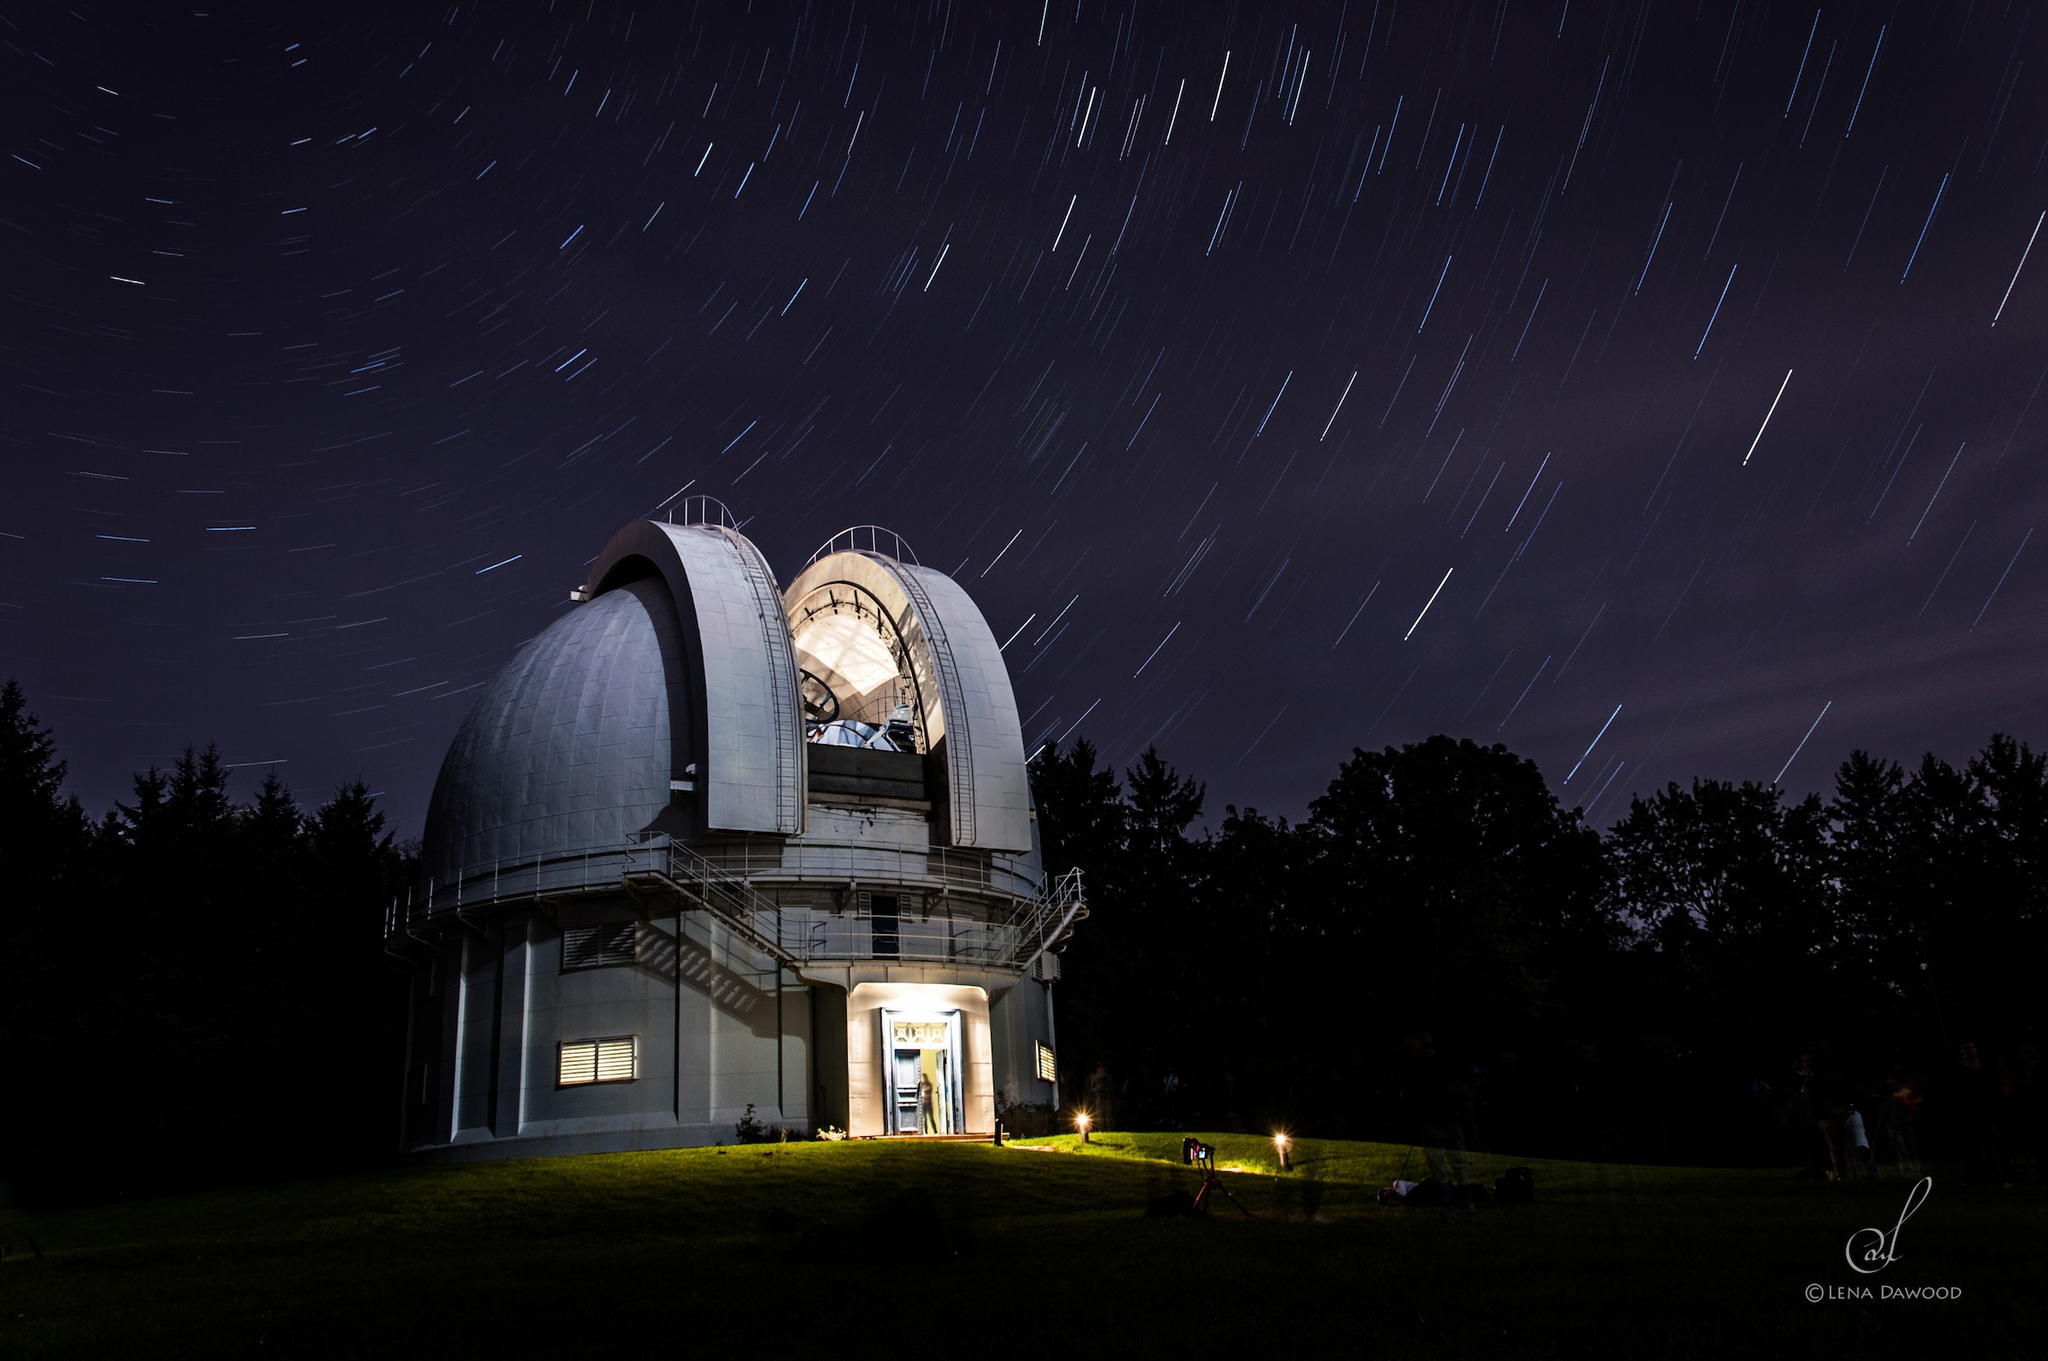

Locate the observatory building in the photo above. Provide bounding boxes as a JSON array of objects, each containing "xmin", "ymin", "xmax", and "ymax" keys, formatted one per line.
[{"xmin": 386, "ymin": 505, "xmax": 1083, "ymax": 1159}]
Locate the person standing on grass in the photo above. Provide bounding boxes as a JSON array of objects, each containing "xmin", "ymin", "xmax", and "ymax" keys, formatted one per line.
[
  {"xmin": 1875, "ymin": 1063, "xmax": 1923, "ymax": 1178},
  {"xmin": 1785, "ymin": 1052, "xmax": 1839, "ymax": 1181},
  {"xmin": 1816, "ymin": 1063, "xmax": 1856, "ymax": 1183},
  {"xmin": 1397, "ymin": 1032, "xmax": 1471, "ymax": 1187},
  {"xmin": 1947, "ymin": 1040, "xmax": 2007, "ymax": 1187},
  {"xmin": 1843, "ymin": 1103, "xmax": 1876, "ymax": 1181},
  {"xmin": 1087, "ymin": 1060, "xmax": 1115, "ymax": 1131}
]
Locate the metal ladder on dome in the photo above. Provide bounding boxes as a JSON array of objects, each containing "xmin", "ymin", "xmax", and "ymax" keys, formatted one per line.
[
  {"xmin": 762, "ymin": 665, "xmax": 800, "ymax": 831},
  {"xmin": 889, "ymin": 564, "xmax": 975, "ymax": 839},
  {"xmin": 624, "ymin": 839, "xmax": 797, "ymax": 967},
  {"xmin": 720, "ymin": 529, "xmax": 804, "ymax": 835}
]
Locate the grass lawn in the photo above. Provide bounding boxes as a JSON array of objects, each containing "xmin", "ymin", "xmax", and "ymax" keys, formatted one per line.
[{"xmin": 2, "ymin": 1134, "xmax": 2036, "ymax": 1357}]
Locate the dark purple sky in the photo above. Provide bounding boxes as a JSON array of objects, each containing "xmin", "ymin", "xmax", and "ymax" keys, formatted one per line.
[{"xmin": 5, "ymin": 0, "xmax": 2044, "ymax": 838}]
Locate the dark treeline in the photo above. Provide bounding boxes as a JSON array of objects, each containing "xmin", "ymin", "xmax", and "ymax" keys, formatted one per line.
[
  {"xmin": 2, "ymin": 681, "xmax": 411, "ymax": 1206},
  {"xmin": 1039, "ymin": 732, "xmax": 2046, "ymax": 1171},
  {"xmin": 6, "ymin": 673, "xmax": 2040, "ymax": 1199}
]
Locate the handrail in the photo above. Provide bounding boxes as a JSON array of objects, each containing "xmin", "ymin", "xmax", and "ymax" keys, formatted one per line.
[
  {"xmin": 806, "ymin": 524, "xmax": 920, "ymax": 566},
  {"xmin": 664, "ymin": 493, "xmax": 737, "ymax": 528},
  {"xmin": 387, "ymin": 835, "xmax": 1078, "ymax": 974},
  {"xmin": 1013, "ymin": 867, "xmax": 1087, "ymax": 977},
  {"xmin": 387, "ymin": 845, "xmax": 630, "ymax": 928},
  {"xmin": 397, "ymin": 832, "xmax": 1043, "ymax": 916},
  {"xmin": 631, "ymin": 839, "xmax": 796, "ymax": 964}
]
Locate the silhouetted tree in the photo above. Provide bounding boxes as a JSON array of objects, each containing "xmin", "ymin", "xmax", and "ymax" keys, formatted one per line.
[
  {"xmin": 1201, "ymin": 804, "xmax": 1303, "ymax": 1126},
  {"xmin": 1607, "ymin": 778, "xmax": 1834, "ymax": 1048},
  {"xmin": 0, "ymin": 681, "xmax": 414, "ymax": 1204},
  {"xmin": 0, "ymin": 682, "xmax": 93, "ymax": 1198},
  {"xmin": 1827, "ymin": 752, "xmax": 1909, "ymax": 976},
  {"xmin": 0, "ymin": 678, "xmax": 88, "ymax": 871},
  {"xmin": 1889, "ymin": 737, "xmax": 2048, "ymax": 1041},
  {"xmin": 1029, "ymin": 743, "xmax": 1215, "ymax": 1125},
  {"xmin": 1028, "ymin": 740, "xmax": 1125, "ymax": 1112},
  {"xmin": 1031, "ymin": 738, "xmax": 1123, "ymax": 884},
  {"xmin": 1303, "ymin": 736, "xmax": 1609, "ymax": 1047}
]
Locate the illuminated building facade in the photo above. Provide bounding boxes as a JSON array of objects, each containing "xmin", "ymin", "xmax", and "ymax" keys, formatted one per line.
[{"xmin": 388, "ymin": 504, "xmax": 1082, "ymax": 1159}]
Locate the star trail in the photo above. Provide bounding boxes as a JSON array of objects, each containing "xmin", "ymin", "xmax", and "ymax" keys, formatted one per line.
[{"xmin": 3, "ymin": 0, "xmax": 2044, "ymax": 836}]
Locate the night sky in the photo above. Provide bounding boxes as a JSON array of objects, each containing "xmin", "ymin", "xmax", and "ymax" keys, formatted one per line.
[{"xmin": 5, "ymin": 0, "xmax": 2045, "ymax": 840}]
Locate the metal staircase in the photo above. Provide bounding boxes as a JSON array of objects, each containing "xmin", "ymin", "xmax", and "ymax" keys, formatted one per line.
[
  {"xmin": 1007, "ymin": 866, "xmax": 1086, "ymax": 976},
  {"xmin": 624, "ymin": 839, "xmax": 798, "ymax": 967}
]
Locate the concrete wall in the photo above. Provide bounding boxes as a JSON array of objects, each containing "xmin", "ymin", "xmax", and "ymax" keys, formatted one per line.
[
  {"xmin": 406, "ymin": 897, "xmax": 1078, "ymax": 1158},
  {"xmin": 453, "ymin": 925, "xmax": 500, "ymax": 1134},
  {"xmin": 517, "ymin": 907, "xmax": 679, "ymax": 1141},
  {"xmin": 987, "ymin": 978, "xmax": 1060, "ymax": 1114},
  {"xmin": 413, "ymin": 901, "xmax": 812, "ymax": 1156},
  {"xmin": 810, "ymin": 986, "xmax": 849, "ymax": 1131}
]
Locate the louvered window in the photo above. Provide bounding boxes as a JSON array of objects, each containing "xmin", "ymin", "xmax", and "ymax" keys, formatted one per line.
[
  {"xmin": 563, "ymin": 921, "xmax": 638, "ymax": 970},
  {"xmin": 558, "ymin": 1036, "xmax": 637, "ymax": 1086}
]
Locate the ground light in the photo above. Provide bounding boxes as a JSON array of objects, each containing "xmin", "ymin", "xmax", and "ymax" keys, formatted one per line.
[
  {"xmin": 1273, "ymin": 1131, "xmax": 1291, "ymax": 1171},
  {"xmin": 1075, "ymin": 1110, "xmax": 1092, "ymax": 1142}
]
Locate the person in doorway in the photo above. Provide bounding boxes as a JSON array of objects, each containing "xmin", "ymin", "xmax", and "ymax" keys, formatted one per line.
[{"xmin": 918, "ymin": 1071, "xmax": 937, "ymax": 1134}]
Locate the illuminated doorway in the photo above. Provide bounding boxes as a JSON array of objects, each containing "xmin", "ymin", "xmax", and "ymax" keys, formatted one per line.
[{"xmin": 881, "ymin": 1009, "xmax": 962, "ymax": 1134}]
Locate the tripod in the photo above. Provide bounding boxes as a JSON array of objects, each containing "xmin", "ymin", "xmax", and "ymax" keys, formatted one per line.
[{"xmin": 1189, "ymin": 1143, "xmax": 1251, "ymax": 1217}]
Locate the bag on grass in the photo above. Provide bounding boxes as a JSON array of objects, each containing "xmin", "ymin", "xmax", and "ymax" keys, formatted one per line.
[{"xmin": 1493, "ymin": 1166, "xmax": 1535, "ymax": 1204}]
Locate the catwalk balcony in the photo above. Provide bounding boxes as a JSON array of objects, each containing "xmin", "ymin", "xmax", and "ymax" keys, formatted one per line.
[{"xmin": 385, "ymin": 835, "xmax": 1084, "ymax": 979}]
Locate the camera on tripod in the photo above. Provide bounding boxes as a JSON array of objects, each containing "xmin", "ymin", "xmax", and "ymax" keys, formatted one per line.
[{"xmin": 1180, "ymin": 1137, "xmax": 1247, "ymax": 1216}]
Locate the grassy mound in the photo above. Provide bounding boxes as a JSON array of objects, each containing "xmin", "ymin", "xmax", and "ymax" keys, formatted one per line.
[{"xmin": 2, "ymin": 1136, "xmax": 2035, "ymax": 1357}]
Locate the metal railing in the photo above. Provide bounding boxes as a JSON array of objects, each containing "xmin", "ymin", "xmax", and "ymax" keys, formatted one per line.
[
  {"xmin": 384, "ymin": 845, "xmax": 631, "ymax": 937},
  {"xmin": 660, "ymin": 493, "xmax": 738, "ymax": 528},
  {"xmin": 624, "ymin": 837, "xmax": 1082, "ymax": 971},
  {"xmin": 649, "ymin": 831, "xmax": 1043, "ymax": 899},
  {"xmin": 806, "ymin": 524, "xmax": 920, "ymax": 566},
  {"xmin": 1004, "ymin": 865, "xmax": 1088, "ymax": 976},
  {"xmin": 387, "ymin": 834, "xmax": 1085, "ymax": 977},
  {"xmin": 385, "ymin": 831, "xmax": 1047, "ymax": 933},
  {"xmin": 625, "ymin": 838, "xmax": 799, "ymax": 964}
]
